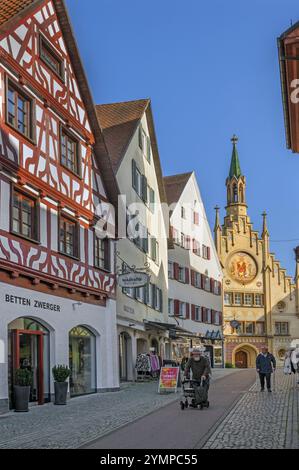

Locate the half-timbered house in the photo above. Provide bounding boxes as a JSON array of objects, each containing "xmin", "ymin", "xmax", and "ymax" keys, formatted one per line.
[{"xmin": 0, "ymin": 0, "xmax": 119, "ymax": 413}]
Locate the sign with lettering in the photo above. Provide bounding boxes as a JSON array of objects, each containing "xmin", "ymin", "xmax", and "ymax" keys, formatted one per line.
[
  {"xmin": 118, "ymin": 272, "xmax": 149, "ymax": 288},
  {"xmin": 5, "ymin": 295, "xmax": 61, "ymax": 312},
  {"xmin": 158, "ymin": 367, "xmax": 180, "ymax": 394}
]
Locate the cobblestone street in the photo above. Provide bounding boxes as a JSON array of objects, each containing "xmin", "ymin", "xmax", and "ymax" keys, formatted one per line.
[
  {"xmin": 203, "ymin": 369, "xmax": 299, "ymax": 449},
  {"xmin": 0, "ymin": 369, "xmax": 237, "ymax": 449}
]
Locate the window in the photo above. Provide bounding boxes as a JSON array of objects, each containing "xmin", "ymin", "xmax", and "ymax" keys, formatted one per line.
[
  {"xmin": 181, "ymin": 206, "xmax": 186, "ymax": 219},
  {"xmin": 149, "ymin": 187, "xmax": 155, "ymax": 211},
  {"xmin": 61, "ymin": 129, "xmax": 79, "ymax": 175},
  {"xmin": 6, "ymin": 80, "xmax": 34, "ymax": 140},
  {"xmin": 202, "ymin": 245, "xmax": 210, "ymax": 260},
  {"xmin": 132, "ymin": 160, "xmax": 148, "ymax": 202},
  {"xmin": 234, "ymin": 293, "xmax": 242, "ymax": 306},
  {"xmin": 195, "ymin": 272, "xmax": 201, "ymax": 288},
  {"xmin": 59, "ymin": 215, "xmax": 79, "ymax": 258},
  {"xmin": 206, "ymin": 309, "xmax": 212, "ymax": 324},
  {"xmin": 179, "ymin": 266, "xmax": 186, "ymax": 283},
  {"xmin": 168, "ymin": 262, "xmax": 174, "ymax": 279},
  {"xmin": 123, "ymin": 286, "xmax": 134, "ymax": 298},
  {"xmin": 12, "ymin": 190, "xmax": 38, "ymax": 240},
  {"xmin": 224, "ymin": 293, "xmax": 232, "ymax": 305},
  {"xmin": 193, "ymin": 211, "xmax": 199, "ymax": 225},
  {"xmin": 40, "ymin": 35, "xmax": 64, "ymax": 79},
  {"xmin": 151, "ymin": 237, "xmax": 159, "ymax": 263},
  {"xmin": 195, "ymin": 306, "xmax": 202, "ymax": 322},
  {"xmin": 138, "ymin": 126, "xmax": 151, "ymax": 162},
  {"xmin": 254, "ymin": 294, "xmax": 263, "ymax": 306},
  {"xmin": 244, "ymin": 294, "xmax": 253, "ymax": 306},
  {"xmin": 168, "ymin": 299, "xmax": 174, "ymax": 315},
  {"xmin": 94, "ymin": 237, "xmax": 110, "ymax": 271},
  {"xmin": 192, "ymin": 239, "xmax": 200, "ymax": 256},
  {"xmin": 181, "ymin": 233, "xmax": 186, "ymax": 248},
  {"xmin": 179, "ymin": 302, "xmax": 186, "ymax": 318},
  {"xmin": 275, "ymin": 322, "xmax": 289, "ymax": 335},
  {"xmin": 204, "ymin": 276, "xmax": 210, "ymax": 291},
  {"xmin": 245, "ymin": 322, "xmax": 254, "ymax": 335},
  {"xmin": 256, "ymin": 322, "xmax": 265, "ymax": 335}
]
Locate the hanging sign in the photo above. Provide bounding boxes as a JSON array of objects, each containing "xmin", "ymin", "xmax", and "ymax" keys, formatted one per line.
[
  {"xmin": 230, "ymin": 320, "xmax": 240, "ymax": 329},
  {"xmin": 158, "ymin": 367, "xmax": 180, "ymax": 394},
  {"xmin": 118, "ymin": 272, "xmax": 149, "ymax": 288}
]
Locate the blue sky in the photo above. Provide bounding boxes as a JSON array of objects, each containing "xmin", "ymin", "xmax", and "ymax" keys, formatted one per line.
[{"xmin": 66, "ymin": 0, "xmax": 299, "ymax": 276}]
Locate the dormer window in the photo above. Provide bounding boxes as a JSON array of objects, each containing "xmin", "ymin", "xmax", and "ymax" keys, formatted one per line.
[{"xmin": 40, "ymin": 35, "xmax": 64, "ymax": 80}]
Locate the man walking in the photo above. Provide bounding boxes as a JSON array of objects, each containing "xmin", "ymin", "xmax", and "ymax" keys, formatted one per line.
[
  {"xmin": 256, "ymin": 346, "xmax": 276, "ymax": 392},
  {"xmin": 184, "ymin": 347, "xmax": 211, "ymax": 407}
]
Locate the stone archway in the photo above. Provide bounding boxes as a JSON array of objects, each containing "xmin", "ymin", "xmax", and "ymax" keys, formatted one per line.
[{"xmin": 232, "ymin": 344, "xmax": 259, "ymax": 368}]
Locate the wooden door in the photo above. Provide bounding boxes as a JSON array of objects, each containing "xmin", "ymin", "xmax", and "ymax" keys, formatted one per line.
[{"xmin": 235, "ymin": 350, "xmax": 248, "ymax": 368}]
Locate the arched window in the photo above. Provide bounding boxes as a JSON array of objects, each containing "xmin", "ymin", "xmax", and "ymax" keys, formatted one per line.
[
  {"xmin": 239, "ymin": 184, "xmax": 244, "ymax": 203},
  {"xmin": 233, "ymin": 184, "xmax": 238, "ymax": 203}
]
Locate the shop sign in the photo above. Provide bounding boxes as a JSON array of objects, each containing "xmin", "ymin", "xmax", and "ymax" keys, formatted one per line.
[
  {"xmin": 4, "ymin": 294, "xmax": 61, "ymax": 312},
  {"xmin": 118, "ymin": 272, "xmax": 149, "ymax": 288},
  {"xmin": 158, "ymin": 367, "xmax": 180, "ymax": 394}
]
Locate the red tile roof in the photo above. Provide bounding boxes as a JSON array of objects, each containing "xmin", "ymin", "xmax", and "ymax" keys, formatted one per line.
[
  {"xmin": 0, "ymin": 0, "xmax": 36, "ymax": 26},
  {"xmin": 163, "ymin": 172, "xmax": 193, "ymax": 206},
  {"xmin": 96, "ymin": 100, "xmax": 149, "ymax": 172}
]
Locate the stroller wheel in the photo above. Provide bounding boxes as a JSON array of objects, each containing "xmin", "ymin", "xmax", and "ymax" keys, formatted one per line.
[
  {"xmin": 184, "ymin": 400, "xmax": 189, "ymax": 408},
  {"xmin": 180, "ymin": 401, "xmax": 185, "ymax": 410}
]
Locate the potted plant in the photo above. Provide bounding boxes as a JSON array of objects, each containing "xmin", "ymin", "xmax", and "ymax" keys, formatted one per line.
[
  {"xmin": 52, "ymin": 365, "xmax": 71, "ymax": 405},
  {"xmin": 14, "ymin": 368, "xmax": 33, "ymax": 412}
]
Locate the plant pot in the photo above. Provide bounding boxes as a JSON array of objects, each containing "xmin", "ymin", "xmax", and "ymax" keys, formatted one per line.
[
  {"xmin": 14, "ymin": 386, "xmax": 30, "ymax": 412},
  {"xmin": 54, "ymin": 381, "xmax": 68, "ymax": 405}
]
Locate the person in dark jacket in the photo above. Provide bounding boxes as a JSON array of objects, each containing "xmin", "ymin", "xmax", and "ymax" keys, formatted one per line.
[
  {"xmin": 256, "ymin": 347, "xmax": 276, "ymax": 392},
  {"xmin": 184, "ymin": 348, "xmax": 211, "ymax": 406}
]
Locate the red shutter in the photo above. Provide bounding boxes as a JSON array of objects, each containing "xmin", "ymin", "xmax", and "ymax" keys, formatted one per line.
[
  {"xmin": 201, "ymin": 275, "xmax": 205, "ymax": 290},
  {"xmin": 174, "ymin": 263, "xmax": 179, "ymax": 280},
  {"xmin": 219, "ymin": 312, "xmax": 223, "ymax": 325},
  {"xmin": 202, "ymin": 307, "xmax": 207, "ymax": 323},
  {"xmin": 210, "ymin": 278, "xmax": 214, "ymax": 293},
  {"xmin": 185, "ymin": 268, "xmax": 190, "ymax": 284},
  {"xmin": 191, "ymin": 304, "xmax": 195, "ymax": 321},
  {"xmin": 211, "ymin": 310, "xmax": 215, "ymax": 324},
  {"xmin": 207, "ymin": 247, "xmax": 211, "ymax": 260},
  {"xmin": 218, "ymin": 282, "xmax": 222, "ymax": 296},
  {"xmin": 174, "ymin": 299, "xmax": 180, "ymax": 317},
  {"xmin": 185, "ymin": 303, "xmax": 190, "ymax": 319},
  {"xmin": 191, "ymin": 270, "xmax": 195, "ymax": 286},
  {"xmin": 194, "ymin": 212, "xmax": 199, "ymax": 225}
]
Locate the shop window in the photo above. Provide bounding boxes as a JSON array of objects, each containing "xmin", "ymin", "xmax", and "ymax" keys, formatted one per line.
[
  {"xmin": 12, "ymin": 189, "xmax": 38, "ymax": 241},
  {"xmin": 69, "ymin": 326, "xmax": 96, "ymax": 396},
  {"xmin": 6, "ymin": 79, "xmax": 34, "ymax": 141},
  {"xmin": 59, "ymin": 215, "xmax": 79, "ymax": 258}
]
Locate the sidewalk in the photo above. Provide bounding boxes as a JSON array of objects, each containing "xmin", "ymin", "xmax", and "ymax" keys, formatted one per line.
[
  {"xmin": 0, "ymin": 368, "xmax": 238, "ymax": 449},
  {"xmin": 203, "ymin": 369, "xmax": 299, "ymax": 449}
]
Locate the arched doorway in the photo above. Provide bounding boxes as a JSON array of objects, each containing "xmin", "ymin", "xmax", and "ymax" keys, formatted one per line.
[
  {"xmin": 8, "ymin": 317, "xmax": 50, "ymax": 408},
  {"xmin": 69, "ymin": 326, "xmax": 96, "ymax": 396},
  {"xmin": 119, "ymin": 332, "xmax": 131, "ymax": 381},
  {"xmin": 233, "ymin": 344, "xmax": 258, "ymax": 368},
  {"xmin": 235, "ymin": 350, "xmax": 248, "ymax": 368}
]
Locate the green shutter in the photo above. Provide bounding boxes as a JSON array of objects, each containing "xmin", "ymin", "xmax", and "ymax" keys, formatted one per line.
[
  {"xmin": 132, "ymin": 159, "xmax": 137, "ymax": 190},
  {"xmin": 138, "ymin": 126, "xmax": 143, "ymax": 150},
  {"xmin": 142, "ymin": 175, "xmax": 148, "ymax": 203},
  {"xmin": 147, "ymin": 137, "xmax": 151, "ymax": 162}
]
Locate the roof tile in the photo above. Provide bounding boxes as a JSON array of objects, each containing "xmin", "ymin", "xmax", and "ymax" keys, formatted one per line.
[{"xmin": 0, "ymin": 0, "xmax": 35, "ymax": 26}]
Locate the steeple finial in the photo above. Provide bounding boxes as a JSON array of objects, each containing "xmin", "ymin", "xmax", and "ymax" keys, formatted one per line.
[
  {"xmin": 262, "ymin": 211, "xmax": 269, "ymax": 237},
  {"xmin": 229, "ymin": 135, "xmax": 242, "ymax": 179},
  {"xmin": 214, "ymin": 205, "xmax": 221, "ymax": 231}
]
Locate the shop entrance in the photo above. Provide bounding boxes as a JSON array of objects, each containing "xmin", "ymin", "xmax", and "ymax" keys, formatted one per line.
[{"xmin": 8, "ymin": 318, "xmax": 50, "ymax": 409}]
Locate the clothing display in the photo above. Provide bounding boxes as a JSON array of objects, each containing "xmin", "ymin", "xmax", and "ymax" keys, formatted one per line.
[
  {"xmin": 283, "ymin": 353, "xmax": 292, "ymax": 375},
  {"xmin": 149, "ymin": 353, "xmax": 160, "ymax": 372},
  {"xmin": 135, "ymin": 354, "xmax": 151, "ymax": 372}
]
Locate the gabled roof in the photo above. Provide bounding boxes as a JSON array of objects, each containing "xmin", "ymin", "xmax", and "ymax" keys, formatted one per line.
[
  {"xmin": 96, "ymin": 99, "xmax": 149, "ymax": 173},
  {"xmin": 0, "ymin": 0, "xmax": 119, "ymax": 210},
  {"xmin": 96, "ymin": 99, "xmax": 167, "ymax": 204},
  {"xmin": 0, "ymin": 0, "xmax": 37, "ymax": 27},
  {"xmin": 163, "ymin": 172, "xmax": 193, "ymax": 206}
]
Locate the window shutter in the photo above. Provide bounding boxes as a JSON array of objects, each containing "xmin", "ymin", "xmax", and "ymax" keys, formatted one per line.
[
  {"xmin": 210, "ymin": 278, "xmax": 214, "ymax": 293},
  {"xmin": 104, "ymin": 239, "xmax": 110, "ymax": 271},
  {"xmin": 219, "ymin": 312, "xmax": 223, "ymax": 326},
  {"xmin": 201, "ymin": 275, "xmax": 205, "ymax": 290},
  {"xmin": 174, "ymin": 299, "xmax": 180, "ymax": 317},
  {"xmin": 147, "ymin": 137, "xmax": 151, "ymax": 162},
  {"xmin": 194, "ymin": 212, "xmax": 199, "ymax": 225},
  {"xmin": 211, "ymin": 310, "xmax": 215, "ymax": 324},
  {"xmin": 132, "ymin": 160, "xmax": 137, "ymax": 190},
  {"xmin": 138, "ymin": 126, "xmax": 143, "ymax": 149},
  {"xmin": 218, "ymin": 282, "xmax": 222, "ymax": 296},
  {"xmin": 202, "ymin": 307, "xmax": 207, "ymax": 323},
  {"xmin": 185, "ymin": 303, "xmax": 190, "ymax": 319},
  {"xmin": 191, "ymin": 304, "xmax": 195, "ymax": 321},
  {"xmin": 174, "ymin": 263, "xmax": 179, "ymax": 280},
  {"xmin": 159, "ymin": 289, "xmax": 163, "ymax": 312},
  {"xmin": 142, "ymin": 175, "xmax": 148, "ymax": 203},
  {"xmin": 207, "ymin": 246, "xmax": 211, "ymax": 260},
  {"xmin": 185, "ymin": 268, "xmax": 190, "ymax": 284},
  {"xmin": 191, "ymin": 270, "xmax": 195, "ymax": 286}
]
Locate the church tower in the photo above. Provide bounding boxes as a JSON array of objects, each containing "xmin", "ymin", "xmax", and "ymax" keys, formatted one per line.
[{"xmin": 215, "ymin": 136, "xmax": 297, "ymax": 368}]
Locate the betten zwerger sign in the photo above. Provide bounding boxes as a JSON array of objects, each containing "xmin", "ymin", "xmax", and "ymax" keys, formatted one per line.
[{"xmin": 118, "ymin": 272, "xmax": 149, "ymax": 288}]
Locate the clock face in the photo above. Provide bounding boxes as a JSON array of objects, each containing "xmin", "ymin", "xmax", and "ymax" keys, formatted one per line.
[{"xmin": 227, "ymin": 252, "xmax": 257, "ymax": 284}]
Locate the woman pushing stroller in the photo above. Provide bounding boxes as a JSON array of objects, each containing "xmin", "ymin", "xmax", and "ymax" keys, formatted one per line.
[{"xmin": 184, "ymin": 347, "xmax": 211, "ymax": 408}]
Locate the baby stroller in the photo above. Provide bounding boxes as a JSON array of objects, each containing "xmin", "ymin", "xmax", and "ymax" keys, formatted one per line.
[{"xmin": 180, "ymin": 377, "xmax": 210, "ymax": 410}]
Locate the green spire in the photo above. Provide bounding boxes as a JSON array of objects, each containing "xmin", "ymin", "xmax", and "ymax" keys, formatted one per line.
[{"xmin": 229, "ymin": 135, "xmax": 242, "ymax": 179}]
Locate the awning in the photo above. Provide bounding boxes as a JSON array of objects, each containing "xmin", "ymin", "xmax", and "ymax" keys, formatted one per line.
[{"xmin": 144, "ymin": 320, "xmax": 196, "ymax": 339}]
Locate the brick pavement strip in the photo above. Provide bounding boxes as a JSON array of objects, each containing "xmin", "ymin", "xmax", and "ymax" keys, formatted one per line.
[
  {"xmin": 203, "ymin": 369, "xmax": 299, "ymax": 449},
  {"xmin": 0, "ymin": 369, "xmax": 238, "ymax": 449}
]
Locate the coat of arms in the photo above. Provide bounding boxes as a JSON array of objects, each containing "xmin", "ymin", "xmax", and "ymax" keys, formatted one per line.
[{"xmin": 228, "ymin": 252, "xmax": 257, "ymax": 284}]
